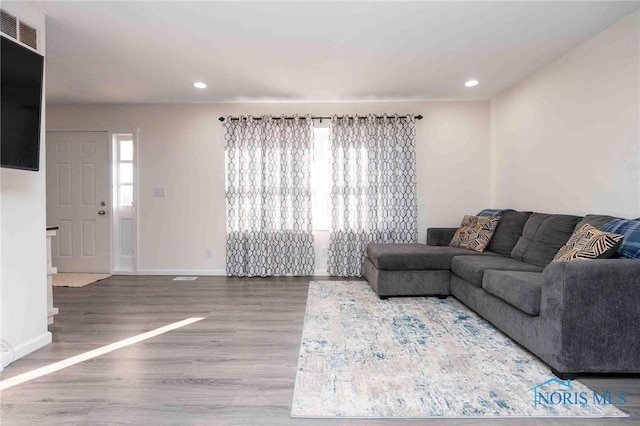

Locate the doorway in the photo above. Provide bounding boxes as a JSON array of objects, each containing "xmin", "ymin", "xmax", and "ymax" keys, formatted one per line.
[
  {"xmin": 46, "ymin": 130, "xmax": 138, "ymax": 274},
  {"xmin": 46, "ymin": 131, "xmax": 111, "ymax": 273}
]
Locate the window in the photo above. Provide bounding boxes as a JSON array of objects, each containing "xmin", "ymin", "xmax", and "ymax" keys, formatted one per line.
[
  {"xmin": 118, "ymin": 138, "xmax": 134, "ymax": 206},
  {"xmin": 113, "ymin": 133, "xmax": 136, "ymax": 273},
  {"xmin": 311, "ymin": 127, "xmax": 331, "ymax": 230},
  {"xmin": 311, "ymin": 126, "xmax": 371, "ymax": 230}
]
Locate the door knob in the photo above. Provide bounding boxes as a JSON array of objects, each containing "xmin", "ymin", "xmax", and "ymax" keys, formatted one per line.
[{"xmin": 98, "ymin": 210, "xmax": 106, "ymax": 215}]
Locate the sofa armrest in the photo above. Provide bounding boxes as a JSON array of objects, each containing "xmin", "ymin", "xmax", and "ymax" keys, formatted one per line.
[
  {"xmin": 426, "ymin": 227, "xmax": 458, "ymax": 246},
  {"xmin": 540, "ymin": 259, "xmax": 640, "ymax": 372}
]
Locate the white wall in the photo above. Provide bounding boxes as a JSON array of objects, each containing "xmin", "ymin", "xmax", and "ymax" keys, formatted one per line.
[
  {"xmin": 491, "ymin": 11, "xmax": 640, "ymax": 218},
  {"xmin": 47, "ymin": 101, "xmax": 490, "ymax": 274},
  {"xmin": 45, "ymin": 11, "xmax": 640, "ymax": 278},
  {"xmin": 1, "ymin": 3, "xmax": 51, "ymax": 367}
]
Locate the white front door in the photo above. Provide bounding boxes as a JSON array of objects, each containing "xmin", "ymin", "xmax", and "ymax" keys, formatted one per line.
[{"xmin": 46, "ymin": 131, "xmax": 110, "ymax": 273}]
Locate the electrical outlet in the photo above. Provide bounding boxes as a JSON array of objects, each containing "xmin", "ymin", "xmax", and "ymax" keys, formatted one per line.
[{"xmin": 205, "ymin": 249, "xmax": 212, "ymax": 259}]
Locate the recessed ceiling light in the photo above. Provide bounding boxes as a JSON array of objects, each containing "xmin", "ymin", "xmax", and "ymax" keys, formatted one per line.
[
  {"xmin": 193, "ymin": 82, "xmax": 207, "ymax": 89},
  {"xmin": 465, "ymin": 79, "xmax": 479, "ymax": 87}
]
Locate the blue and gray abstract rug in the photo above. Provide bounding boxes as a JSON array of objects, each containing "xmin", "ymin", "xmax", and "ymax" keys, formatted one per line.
[{"xmin": 291, "ymin": 281, "xmax": 627, "ymax": 418}]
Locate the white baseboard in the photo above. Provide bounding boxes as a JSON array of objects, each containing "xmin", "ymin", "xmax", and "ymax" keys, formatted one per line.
[
  {"xmin": 136, "ymin": 269, "xmax": 227, "ymax": 276},
  {"xmin": 1, "ymin": 332, "xmax": 52, "ymax": 368},
  {"xmin": 137, "ymin": 269, "xmax": 332, "ymax": 277}
]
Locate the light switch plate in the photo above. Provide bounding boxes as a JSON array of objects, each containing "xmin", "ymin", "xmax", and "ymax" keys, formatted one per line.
[{"xmin": 153, "ymin": 187, "xmax": 166, "ymax": 197}]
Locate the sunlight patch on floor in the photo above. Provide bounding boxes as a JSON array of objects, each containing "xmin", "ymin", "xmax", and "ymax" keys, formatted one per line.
[{"xmin": 0, "ymin": 317, "xmax": 205, "ymax": 391}]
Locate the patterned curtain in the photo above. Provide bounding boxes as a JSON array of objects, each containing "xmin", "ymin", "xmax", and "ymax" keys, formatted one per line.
[
  {"xmin": 225, "ymin": 115, "xmax": 315, "ymax": 277},
  {"xmin": 327, "ymin": 114, "xmax": 418, "ymax": 276}
]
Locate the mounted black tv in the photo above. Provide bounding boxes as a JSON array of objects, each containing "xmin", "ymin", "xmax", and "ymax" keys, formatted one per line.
[{"xmin": 1, "ymin": 35, "xmax": 44, "ymax": 171}]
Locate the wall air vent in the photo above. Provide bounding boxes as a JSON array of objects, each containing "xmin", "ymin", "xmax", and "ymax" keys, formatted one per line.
[
  {"xmin": 19, "ymin": 21, "xmax": 37, "ymax": 49},
  {"xmin": 0, "ymin": 9, "xmax": 17, "ymax": 39},
  {"xmin": 0, "ymin": 9, "xmax": 38, "ymax": 50}
]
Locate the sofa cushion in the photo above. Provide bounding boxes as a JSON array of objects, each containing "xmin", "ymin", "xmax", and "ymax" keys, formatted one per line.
[
  {"xmin": 451, "ymin": 255, "xmax": 544, "ymax": 288},
  {"xmin": 366, "ymin": 243, "xmax": 499, "ymax": 271},
  {"xmin": 553, "ymin": 223, "xmax": 624, "ymax": 262},
  {"xmin": 485, "ymin": 211, "xmax": 533, "ymax": 257},
  {"xmin": 575, "ymin": 214, "xmax": 620, "ymax": 232},
  {"xmin": 477, "ymin": 209, "xmax": 515, "ymax": 216},
  {"xmin": 600, "ymin": 218, "xmax": 640, "ymax": 259},
  {"xmin": 510, "ymin": 213, "xmax": 582, "ymax": 267},
  {"xmin": 449, "ymin": 215, "xmax": 501, "ymax": 252},
  {"xmin": 483, "ymin": 271, "xmax": 543, "ymax": 316},
  {"xmin": 426, "ymin": 227, "xmax": 458, "ymax": 246}
]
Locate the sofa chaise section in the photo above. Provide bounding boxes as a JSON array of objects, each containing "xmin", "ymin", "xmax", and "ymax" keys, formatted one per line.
[
  {"xmin": 363, "ymin": 211, "xmax": 532, "ymax": 299},
  {"xmin": 364, "ymin": 243, "xmax": 498, "ymax": 298}
]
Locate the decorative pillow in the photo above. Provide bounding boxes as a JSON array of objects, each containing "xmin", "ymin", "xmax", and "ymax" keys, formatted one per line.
[
  {"xmin": 600, "ymin": 218, "xmax": 640, "ymax": 259},
  {"xmin": 477, "ymin": 209, "xmax": 514, "ymax": 217},
  {"xmin": 553, "ymin": 223, "xmax": 624, "ymax": 262},
  {"xmin": 449, "ymin": 215, "xmax": 501, "ymax": 252}
]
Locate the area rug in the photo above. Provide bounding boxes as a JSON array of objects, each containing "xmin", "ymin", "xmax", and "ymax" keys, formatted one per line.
[
  {"xmin": 52, "ymin": 273, "xmax": 112, "ymax": 288},
  {"xmin": 291, "ymin": 281, "xmax": 628, "ymax": 418}
]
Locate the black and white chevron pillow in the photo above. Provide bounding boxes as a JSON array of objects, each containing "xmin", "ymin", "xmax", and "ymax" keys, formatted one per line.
[{"xmin": 553, "ymin": 223, "xmax": 624, "ymax": 262}]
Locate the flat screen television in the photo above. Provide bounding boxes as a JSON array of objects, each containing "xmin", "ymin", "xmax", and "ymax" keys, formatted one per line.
[{"xmin": 1, "ymin": 35, "xmax": 44, "ymax": 171}]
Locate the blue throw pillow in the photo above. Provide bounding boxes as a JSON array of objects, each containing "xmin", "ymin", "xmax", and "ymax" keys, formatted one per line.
[
  {"xmin": 600, "ymin": 219, "xmax": 640, "ymax": 259},
  {"xmin": 477, "ymin": 209, "xmax": 515, "ymax": 217}
]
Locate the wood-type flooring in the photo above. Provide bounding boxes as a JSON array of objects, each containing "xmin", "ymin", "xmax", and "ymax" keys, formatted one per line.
[{"xmin": 1, "ymin": 276, "xmax": 638, "ymax": 425}]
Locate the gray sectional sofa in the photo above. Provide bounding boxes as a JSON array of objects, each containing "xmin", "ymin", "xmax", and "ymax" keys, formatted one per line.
[{"xmin": 363, "ymin": 211, "xmax": 640, "ymax": 378}]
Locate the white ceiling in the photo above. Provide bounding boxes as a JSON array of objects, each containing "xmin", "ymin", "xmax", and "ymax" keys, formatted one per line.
[{"xmin": 29, "ymin": 1, "xmax": 640, "ymax": 104}]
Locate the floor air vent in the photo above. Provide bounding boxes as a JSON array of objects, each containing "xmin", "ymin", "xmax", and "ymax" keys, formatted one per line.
[{"xmin": 173, "ymin": 277, "xmax": 198, "ymax": 281}]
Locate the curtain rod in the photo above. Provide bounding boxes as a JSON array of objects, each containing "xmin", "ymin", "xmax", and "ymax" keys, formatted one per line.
[{"xmin": 218, "ymin": 114, "xmax": 422, "ymax": 122}]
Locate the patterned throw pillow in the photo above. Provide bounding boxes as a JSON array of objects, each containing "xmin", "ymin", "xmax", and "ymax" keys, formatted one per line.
[
  {"xmin": 449, "ymin": 215, "xmax": 501, "ymax": 252},
  {"xmin": 600, "ymin": 218, "xmax": 640, "ymax": 259},
  {"xmin": 553, "ymin": 223, "xmax": 624, "ymax": 262}
]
